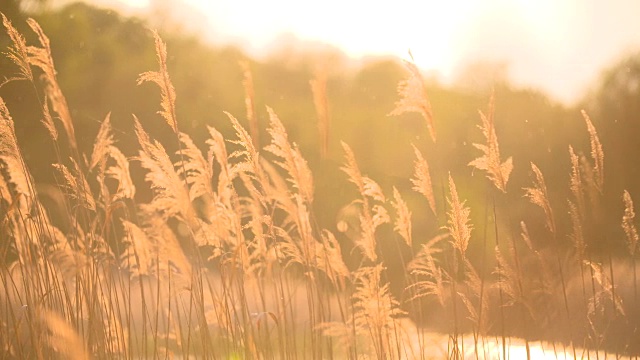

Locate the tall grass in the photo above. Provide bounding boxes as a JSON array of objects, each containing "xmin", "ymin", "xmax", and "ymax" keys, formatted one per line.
[{"xmin": 1, "ymin": 15, "xmax": 639, "ymax": 359}]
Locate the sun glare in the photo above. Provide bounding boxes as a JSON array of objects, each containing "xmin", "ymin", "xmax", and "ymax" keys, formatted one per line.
[
  {"xmin": 180, "ymin": 0, "xmax": 478, "ymax": 78},
  {"xmin": 114, "ymin": 0, "xmax": 149, "ymax": 9},
  {"xmin": 113, "ymin": 0, "xmax": 640, "ymax": 104}
]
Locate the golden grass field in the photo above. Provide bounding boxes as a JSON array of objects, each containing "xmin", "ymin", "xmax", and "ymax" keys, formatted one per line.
[{"xmin": 1, "ymin": 13, "xmax": 639, "ymax": 359}]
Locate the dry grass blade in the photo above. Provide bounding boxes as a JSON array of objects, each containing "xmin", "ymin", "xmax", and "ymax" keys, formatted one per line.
[
  {"xmin": 523, "ymin": 162, "xmax": 556, "ymax": 235},
  {"xmin": 446, "ymin": 174, "xmax": 472, "ymax": 256},
  {"xmin": 137, "ymin": 30, "xmax": 178, "ymax": 133},
  {"xmin": 389, "ymin": 54, "xmax": 436, "ymax": 142},
  {"xmin": 410, "ymin": 144, "xmax": 436, "ymax": 215},
  {"xmin": 622, "ymin": 190, "xmax": 639, "ymax": 256},
  {"xmin": 1, "ymin": 13, "xmax": 33, "ymax": 85},
  {"xmin": 469, "ymin": 92, "xmax": 512, "ymax": 193},
  {"xmin": 582, "ymin": 110, "xmax": 604, "ymax": 193}
]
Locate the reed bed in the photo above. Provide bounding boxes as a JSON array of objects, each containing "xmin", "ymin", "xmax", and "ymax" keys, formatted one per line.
[{"xmin": 1, "ymin": 15, "xmax": 639, "ymax": 359}]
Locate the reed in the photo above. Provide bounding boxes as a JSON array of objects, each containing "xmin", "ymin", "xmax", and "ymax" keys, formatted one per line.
[{"xmin": 1, "ymin": 15, "xmax": 639, "ymax": 359}]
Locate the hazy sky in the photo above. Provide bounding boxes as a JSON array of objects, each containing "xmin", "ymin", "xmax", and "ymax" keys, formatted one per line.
[{"xmin": 90, "ymin": 0, "xmax": 640, "ymax": 105}]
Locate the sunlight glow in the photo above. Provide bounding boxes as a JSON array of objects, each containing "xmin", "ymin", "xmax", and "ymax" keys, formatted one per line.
[
  {"xmin": 114, "ymin": 0, "xmax": 640, "ymax": 104},
  {"xmin": 114, "ymin": 0, "xmax": 149, "ymax": 9}
]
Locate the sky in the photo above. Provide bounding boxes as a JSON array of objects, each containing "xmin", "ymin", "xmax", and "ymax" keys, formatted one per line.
[{"xmin": 87, "ymin": 0, "xmax": 640, "ymax": 105}]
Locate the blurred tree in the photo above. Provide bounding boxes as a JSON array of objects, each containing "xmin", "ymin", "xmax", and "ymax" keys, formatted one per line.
[
  {"xmin": 583, "ymin": 53, "xmax": 640, "ymax": 252},
  {"xmin": 590, "ymin": 53, "xmax": 640, "ymax": 126},
  {"xmin": 587, "ymin": 55, "xmax": 640, "ymax": 191}
]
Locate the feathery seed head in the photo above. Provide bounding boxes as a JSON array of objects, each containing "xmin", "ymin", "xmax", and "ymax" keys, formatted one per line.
[
  {"xmin": 410, "ymin": 144, "xmax": 436, "ymax": 215},
  {"xmin": 582, "ymin": 110, "xmax": 604, "ymax": 193},
  {"xmin": 523, "ymin": 162, "xmax": 556, "ymax": 235},
  {"xmin": 389, "ymin": 54, "xmax": 436, "ymax": 142},
  {"xmin": 469, "ymin": 92, "xmax": 512, "ymax": 193},
  {"xmin": 1, "ymin": 13, "xmax": 34, "ymax": 84},
  {"xmin": 137, "ymin": 30, "xmax": 178, "ymax": 133},
  {"xmin": 446, "ymin": 174, "xmax": 472, "ymax": 256},
  {"xmin": 622, "ymin": 190, "xmax": 639, "ymax": 255}
]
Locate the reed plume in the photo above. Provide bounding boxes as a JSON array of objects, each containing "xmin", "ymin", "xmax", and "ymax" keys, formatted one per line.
[
  {"xmin": 1, "ymin": 13, "xmax": 33, "ymax": 85},
  {"xmin": 523, "ymin": 162, "xmax": 556, "ymax": 235},
  {"xmin": 389, "ymin": 53, "xmax": 436, "ymax": 142},
  {"xmin": 320, "ymin": 265, "xmax": 406, "ymax": 358},
  {"xmin": 469, "ymin": 92, "xmax": 512, "ymax": 193},
  {"xmin": 105, "ymin": 145, "xmax": 136, "ymax": 201},
  {"xmin": 264, "ymin": 107, "xmax": 314, "ymax": 204},
  {"xmin": 52, "ymin": 158, "xmax": 96, "ymax": 212},
  {"xmin": 582, "ymin": 110, "xmax": 604, "ymax": 193},
  {"xmin": 0, "ymin": 97, "xmax": 32, "ymax": 198},
  {"xmin": 120, "ymin": 220, "xmax": 154, "ymax": 277},
  {"xmin": 89, "ymin": 113, "xmax": 114, "ymax": 172},
  {"xmin": 226, "ymin": 111, "xmax": 264, "ymax": 184},
  {"xmin": 133, "ymin": 115, "xmax": 191, "ymax": 220},
  {"xmin": 568, "ymin": 200, "xmax": 586, "ymax": 257},
  {"xmin": 569, "ymin": 145, "xmax": 586, "ymax": 219},
  {"xmin": 175, "ymin": 132, "xmax": 213, "ymax": 201},
  {"xmin": 406, "ymin": 234, "xmax": 448, "ymax": 306},
  {"xmin": 39, "ymin": 97, "xmax": 58, "ymax": 141},
  {"xmin": 494, "ymin": 246, "xmax": 523, "ymax": 308},
  {"xmin": 137, "ymin": 30, "xmax": 178, "ymax": 133},
  {"xmin": 26, "ymin": 18, "xmax": 78, "ymax": 153},
  {"xmin": 391, "ymin": 187, "xmax": 412, "ymax": 248},
  {"xmin": 586, "ymin": 261, "xmax": 625, "ymax": 318},
  {"xmin": 622, "ymin": 190, "xmax": 638, "ymax": 256},
  {"xmin": 446, "ymin": 174, "xmax": 472, "ymax": 257},
  {"xmin": 410, "ymin": 144, "xmax": 436, "ymax": 215},
  {"xmin": 206, "ymin": 125, "xmax": 233, "ymax": 197},
  {"xmin": 340, "ymin": 142, "xmax": 389, "ymax": 262}
]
